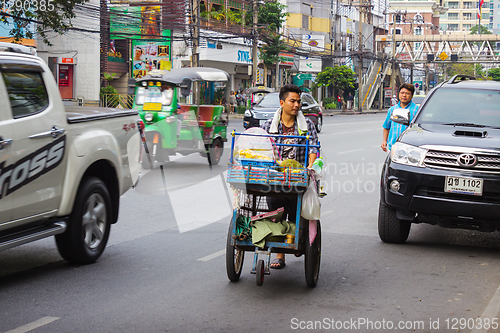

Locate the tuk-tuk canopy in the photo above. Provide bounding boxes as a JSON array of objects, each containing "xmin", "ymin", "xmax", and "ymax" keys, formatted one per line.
[{"xmin": 137, "ymin": 67, "xmax": 229, "ymax": 85}]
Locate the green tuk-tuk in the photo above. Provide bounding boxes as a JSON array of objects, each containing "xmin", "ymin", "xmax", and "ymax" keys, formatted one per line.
[{"xmin": 130, "ymin": 67, "xmax": 229, "ymax": 168}]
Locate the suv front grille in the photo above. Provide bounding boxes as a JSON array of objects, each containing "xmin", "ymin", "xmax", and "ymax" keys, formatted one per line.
[{"xmin": 424, "ymin": 150, "xmax": 500, "ymax": 174}]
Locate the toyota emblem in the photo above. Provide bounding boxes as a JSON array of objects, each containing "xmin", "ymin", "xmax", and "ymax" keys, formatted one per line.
[
  {"xmin": 263, "ymin": 113, "xmax": 268, "ymax": 118},
  {"xmin": 457, "ymin": 153, "xmax": 477, "ymax": 167}
]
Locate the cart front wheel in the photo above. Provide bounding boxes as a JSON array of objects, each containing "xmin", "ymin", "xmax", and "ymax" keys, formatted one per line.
[
  {"xmin": 226, "ymin": 220, "xmax": 244, "ymax": 282},
  {"xmin": 256, "ymin": 259, "xmax": 265, "ymax": 286},
  {"xmin": 305, "ymin": 220, "xmax": 321, "ymax": 288}
]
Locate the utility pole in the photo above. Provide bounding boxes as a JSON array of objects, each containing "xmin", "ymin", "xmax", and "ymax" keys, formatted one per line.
[
  {"xmin": 252, "ymin": 0, "xmax": 259, "ymax": 87},
  {"xmin": 391, "ymin": 13, "xmax": 396, "ymax": 101},
  {"xmin": 357, "ymin": 1, "xmax": 363, "ymax": 112},
  {"xmin": 192, "ymin": 0, "xmax": 200, "ymax": 104},
  {"xmin": 425, "ymin": 65, "xmax": 429, "ymax": 94},
  {"xmin": 379, "ymin": 72, "xmax": 383, "ymax": 111}
]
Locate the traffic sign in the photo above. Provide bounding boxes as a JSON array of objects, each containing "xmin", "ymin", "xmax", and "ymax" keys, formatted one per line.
[
  {"xmin": 439, "ymin": 52, "xmax": 448, "ymax": 61},
  {"xmin": 296, "ymin": 73, "xmax": 312, "ymax": 80}
]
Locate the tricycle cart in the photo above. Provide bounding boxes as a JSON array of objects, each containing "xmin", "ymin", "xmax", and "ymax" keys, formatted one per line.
[{"xmin": 226, "ymin": 130, "xmax": 321, "ymax": 287}]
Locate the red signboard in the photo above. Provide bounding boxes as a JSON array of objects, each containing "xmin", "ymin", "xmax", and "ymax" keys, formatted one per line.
[{"xmin": 61, "ymin": 58, "xmax": 74, "ymax": 64}]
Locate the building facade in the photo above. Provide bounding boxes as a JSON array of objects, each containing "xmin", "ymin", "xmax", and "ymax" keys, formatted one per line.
[{"xmin": 439, "ymin": 0, "xmax": 489, "ymax": 32}]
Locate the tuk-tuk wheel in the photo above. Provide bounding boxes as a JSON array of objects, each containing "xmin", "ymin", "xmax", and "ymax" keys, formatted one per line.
[
  {"xmin": 305, "ymin": 220, "xmax": 321, "ymax": 288},
  {"xmin": 256, "ymin": 259, "xmax": 265, "ymax": 286},
  {"xmin": 208, "ymin": 138, "xmax": 224, "ymax": 165}
]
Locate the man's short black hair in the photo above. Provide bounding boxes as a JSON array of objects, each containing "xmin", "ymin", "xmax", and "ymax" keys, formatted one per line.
[
  {"xmin": 399, "ymin": 83, "xmax": 415, "ymax": 96},
  {"xmin": 279, "ymin": 84, "xmax": 302, "ymax": 101}
]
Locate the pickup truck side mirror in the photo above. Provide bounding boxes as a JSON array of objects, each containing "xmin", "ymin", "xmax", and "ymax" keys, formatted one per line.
[
  {"xmin": 390, "ymin": 108, "xmax": 410, "ymax": 126},
  {"xmin": 180, "ymin": 78, "xmax": 192, "ymax": 97}
]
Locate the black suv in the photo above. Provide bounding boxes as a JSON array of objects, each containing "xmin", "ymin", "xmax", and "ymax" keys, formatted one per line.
[
  {"xmin": 243, "ymin": 92, "xmax": 323, "ymax": 132},
  {"xmin": 379, "ymin": 75, "xmax": 500, "ymax": 243}
]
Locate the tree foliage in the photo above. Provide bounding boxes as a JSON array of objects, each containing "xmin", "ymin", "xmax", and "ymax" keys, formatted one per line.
[
  {"xmin": 445, "ymin": 63, "xmax": 484, "ymax": 79},
  {"xmin": 1, "ymin": 0, "xmax": 88, "ymax": 45},
  {"xmin": 256, "ymin": 1, "xmax": 289, "ymax": 66},
  {"xmin": 488, "ymin": 68, "xmax": 500, "ymax": 81},
  {"xmin": 315, "ymin": 66, "xmax": 356, "ymax": 110},
  {"xmin": 469, "ymin": 24, "xmax": 492, "ymax": 35}
]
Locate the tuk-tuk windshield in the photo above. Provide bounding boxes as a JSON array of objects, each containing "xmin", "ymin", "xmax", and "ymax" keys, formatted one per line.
[{"xmin": 135, "ymin": 86, "xmax": 173, "ymax": 106}]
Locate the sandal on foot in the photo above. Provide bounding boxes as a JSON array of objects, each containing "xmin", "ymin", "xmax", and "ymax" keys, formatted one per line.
[{"xmin": 270, "ymin": 258, "xmax": 286, "ymax": 269}]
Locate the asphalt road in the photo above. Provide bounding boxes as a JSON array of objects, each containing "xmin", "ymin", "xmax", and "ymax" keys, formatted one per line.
[{"xmin": 1, "ymin": 114, "xmax": 500, "ymax": 333}]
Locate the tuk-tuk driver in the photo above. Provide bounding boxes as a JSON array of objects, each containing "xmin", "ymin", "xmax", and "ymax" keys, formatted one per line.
[{"xmin": 260, "ymin": 84, "xmax": 319, "ymax": 269}]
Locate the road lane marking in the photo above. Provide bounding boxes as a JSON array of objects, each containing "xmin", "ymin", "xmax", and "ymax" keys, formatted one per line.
[
  {"xmin": 5, "ymin": 317, "xmax": 60, "ymax": 333},
  {"xmin": 337, "ymin": 149, "xmax": 364, "ymax": 154},
  {"xmin": 198, "ymin": 249, "xmax": 225, "ymax": 261},
  {"xmin": 471, "ymin": 284, "xmax": 500, "ymax": 333}
]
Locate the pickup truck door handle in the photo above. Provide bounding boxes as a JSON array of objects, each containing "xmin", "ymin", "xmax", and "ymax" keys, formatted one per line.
[
  {"xmin": 29, "ymin": 126, "xmax": 66, "ymax": 139},
  {"xmin": 0, "ymin": 137, "xmax": 13, "ymax": 150}
]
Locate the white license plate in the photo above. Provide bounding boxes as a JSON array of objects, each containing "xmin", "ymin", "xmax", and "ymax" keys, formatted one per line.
[{"xmin": 444, "ymin": 176, "xmax": 483, "ymax": 196}]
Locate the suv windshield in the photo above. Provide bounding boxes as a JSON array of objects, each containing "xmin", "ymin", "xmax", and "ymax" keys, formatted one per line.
[
  {"xmin": 257, "ymin": 93, "xmax": 280, "ymax": 107},
  {"xmin": 417, "ymin": 88, "xmax": 500, "ymax": 127}
]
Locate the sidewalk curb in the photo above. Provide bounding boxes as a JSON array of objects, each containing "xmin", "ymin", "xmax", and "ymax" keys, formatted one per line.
[{"xmin": 226, "ymin": 109, "xmax": 388, "ymax": 120}]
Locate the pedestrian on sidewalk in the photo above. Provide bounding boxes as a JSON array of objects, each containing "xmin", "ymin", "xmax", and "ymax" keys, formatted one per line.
[
  {"xmin": 337, "ymin": 95, "xmax": 342, "ymax": 110},
  {"xmin": 381, "ymin": 83, "xmax": 419, "ymax": 152},
  {"xmin": 347, "ymin": 93, "xmax": 354, "ymax": 110}
]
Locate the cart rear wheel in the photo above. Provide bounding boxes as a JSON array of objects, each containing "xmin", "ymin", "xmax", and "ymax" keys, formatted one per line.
[
  {"xmin": 256, "ymin": 259, "xmax": 265, "ymax": 286},
  {"xmin": 226, "ymin": 220, "xmax": 244, "ymax": 282},
  {"xmin": 305, "ymin": 220, "xmax": 321, "ymax": 288}
]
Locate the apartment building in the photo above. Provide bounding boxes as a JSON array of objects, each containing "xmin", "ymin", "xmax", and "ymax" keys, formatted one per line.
[{"xmin": 439, "ymin": 0, "xmax": 489, "ymax": 32}]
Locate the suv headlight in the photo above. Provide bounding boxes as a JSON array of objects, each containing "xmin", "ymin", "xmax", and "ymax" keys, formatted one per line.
[
  {"xmin": 391, "ymin": 142, "xmax": 428, "ymax": 167},
  {"xmin": 244, "ymin": 109, "xmax": 253, "ymax": 117}
]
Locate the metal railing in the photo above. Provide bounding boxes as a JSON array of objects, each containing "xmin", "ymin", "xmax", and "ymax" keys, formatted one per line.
[{"xmin": 100, "ymin": 94, "xmax": 135, "ymax": 109}]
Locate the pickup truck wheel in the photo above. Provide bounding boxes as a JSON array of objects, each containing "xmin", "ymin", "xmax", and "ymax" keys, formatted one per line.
[
  {"xmin": 56, "ymin": 177, "xmax": 112, "ymax": 264},
  {"xmin": 378, "ymin": 201, "xmax": 411, "ymax": 244},
  {"xmin": 316, "ymin": 116, "xmax": 322, "ymax": 133},
  {"xmin": 208, "ymin": 138, "xmax": 223, "ymax": 165}
]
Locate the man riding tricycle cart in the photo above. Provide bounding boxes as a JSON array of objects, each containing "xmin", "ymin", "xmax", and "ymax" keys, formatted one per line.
[
  {"xmin": 226, "ymin": 128, "xmax": 322, "ymax": 287},
  {"xmin": 129, "ymin": 67, "xmax": 229, "ymax": 167}
]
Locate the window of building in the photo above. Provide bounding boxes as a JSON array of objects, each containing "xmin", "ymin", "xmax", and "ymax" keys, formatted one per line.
[
  {"xmin": 448, "ymin": 23, "xmax": 459, "ymax": 30},
  {"xmin": 463, "ymin": 12, "xmax": 473, "ymax": 19},
  {"xmin": 448, "ymin": 2, "xmax": 459, "ymax": 8},
  {"xmin": 415, "ymin": 42, "xmax": 422, "ymax": 49},
  {"xmin": 482, "ymin": 12, "xmax": 489, "ymax": 19},
  {"xmin": 414, "ymin": 13, "xmax": 424, "ymax": 23},
  {"xmin": 448, "ymin": 12, "xmax": 459, "ymax": 19},
  {"xmin": 482, "ymin": 1, "xmax": 488, "ymax": 8},
  {"xmin": 302, "ymin": 14, "xmax": 309, "ymax": 29},
  {"xmin": 415, "ymin": 27, "xmax": 423, "ymax": 35},
  {"xmin": 463, "ymin": 24, "xmax": 472, "ymax": 30},
  {"xmin": 463, "ymin": 2, "xmax": 474, "ymax": 9},
  {"xmin": 395, "ymin": 14, "xmax": 401, "ymax": 23}
]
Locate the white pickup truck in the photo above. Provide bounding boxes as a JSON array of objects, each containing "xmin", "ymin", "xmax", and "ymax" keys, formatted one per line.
[{"xmin": 0, "ymin": 44, "xmax": 141, "ymax": 264}]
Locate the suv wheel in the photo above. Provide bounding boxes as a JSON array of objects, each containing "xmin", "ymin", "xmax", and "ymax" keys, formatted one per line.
[{"xmin": 378, "ymin": 201, "xmax": 411, "ymax": 243}]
